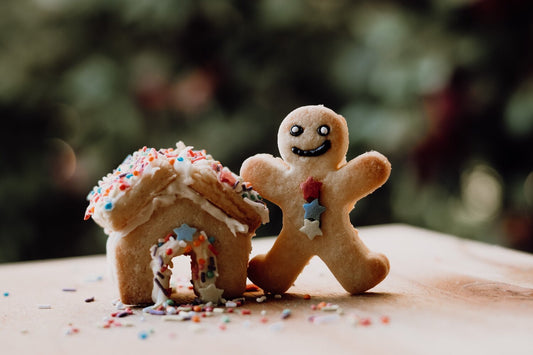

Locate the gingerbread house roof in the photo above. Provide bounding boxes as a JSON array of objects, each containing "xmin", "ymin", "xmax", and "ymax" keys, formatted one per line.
[{"xmin": 85, "ymin": 142, "xmax": 269, "ymax": 238}]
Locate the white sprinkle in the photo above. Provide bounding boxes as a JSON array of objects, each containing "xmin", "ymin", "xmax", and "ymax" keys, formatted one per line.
[
  {"xmin": 225, "ymin": 301, "xmax": 237, "ymax": 308},
  {"xmin": 274, "ymin": 294, "xmax": 282, "ymax": 299},
  {"xmin": 260, "ymin": 310, "xmax": 267, "ymax": 316},
  {"xmin": 321, "ymin": 304, "xmax": 339, "ymax": 312},
  {"xmin": 162, "ymin": 315, "xmax": 188, "ymax": 322},
  {"xmin": 313, "ymin": 314, "xmax": 341, "ymax": 325},
  {"xmin": 256, "ymin": 296, "xmax": 267, "ymax": 303}
]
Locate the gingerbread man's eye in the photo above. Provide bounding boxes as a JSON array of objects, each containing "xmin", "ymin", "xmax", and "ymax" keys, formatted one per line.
[
  {"xmin": 317, "ymin": 125, "xmax": 330, "ymax": 136},
  {"xmin": 290, "ymin": 125, "xmax": 304, "ymax": 136}
]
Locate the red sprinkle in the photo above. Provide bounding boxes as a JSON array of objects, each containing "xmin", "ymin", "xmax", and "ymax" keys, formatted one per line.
[
  {"xmin": 241, "ymin": 309, "xmax": 251, "ymax": 315},
  {"xmin": 303, "ymin": 294, "xmax": 311, "ymax": 300},
  {"xmin": 166, "ymin": 248, "xmax": 173, "ymax": 255},
  {"xmin": 208, "ymin": 244, "xmax": 219, "ymax": 256},
  {"xmin": 219, "ymin": 170, "xmax": 237, "ymax": 186},
  {"xmin": 359, "ymin": 317, "xmax": 372, "ymax": 326},
  {"xmin": 245, "ymin": 284, "xmax": 259, "ymax": 292}
]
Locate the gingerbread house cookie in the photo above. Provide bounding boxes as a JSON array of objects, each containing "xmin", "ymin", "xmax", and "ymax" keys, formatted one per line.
[{"xmin": 85, "ymin": 142, "xmax": 268, "ymax": 305}]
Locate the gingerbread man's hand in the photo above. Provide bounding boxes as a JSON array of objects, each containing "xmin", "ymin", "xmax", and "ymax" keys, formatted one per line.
[
  {"xmin": 332, "ymin": 151, "xmax": 391, "ymax": 205},
  {"xmin": 240, "ymin": 154, "xmax": 289, "ymax": 205}
]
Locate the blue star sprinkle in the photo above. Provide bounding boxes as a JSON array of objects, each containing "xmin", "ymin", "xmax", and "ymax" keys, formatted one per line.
[
  {"xmin": 303, "ymin": 199, "xmax": 326, "ymax": 221},
  {"xmin": 174, "ymin": 223, "xmax": 197, "ymax": 242}
]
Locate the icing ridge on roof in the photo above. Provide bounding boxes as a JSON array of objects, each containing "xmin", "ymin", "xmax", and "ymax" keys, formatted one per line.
[{"xmin": 85, "ymin": 142, "xmax": 269, "ymax": 224}]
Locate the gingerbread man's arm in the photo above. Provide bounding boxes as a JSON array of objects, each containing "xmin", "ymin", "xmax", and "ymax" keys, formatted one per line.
[
  {"xmin": 240, "ymin": 154, "xmax": 290, "ymax": 206},
  {"xmin": 332, "ymin": 151, "xmax": 391, "ymax": 204}
]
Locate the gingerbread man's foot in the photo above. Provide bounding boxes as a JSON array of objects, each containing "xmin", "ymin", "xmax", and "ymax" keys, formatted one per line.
[
  {"xmin": 321, "ymin": 250, "xmax": 390, "ymax": 294},
  {"xmin": 248, "ymin": 234, "xmax": 313, "ymax": 294}
]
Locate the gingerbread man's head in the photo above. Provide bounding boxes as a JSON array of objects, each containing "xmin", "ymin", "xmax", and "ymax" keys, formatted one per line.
[{"xmin": 278, "ymin": 105, "xmax": 349, "ymax": 170}]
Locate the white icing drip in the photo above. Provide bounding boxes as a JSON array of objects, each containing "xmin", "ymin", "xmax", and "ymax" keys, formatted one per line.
[
  {"xmin": 150, "ymin": 229, "xmax": 222, "ymax": 307},
  {"xmin": 243, "ymin": 198, "xmax": 270, "ymax": 224},
  {"xmin": 173, "ymin": 159, "xmax": 194, "ymax": 185},
  {"xmin": 175, "ymin": 184, "xmax": 249, "ymax": 236},
  {"xmin": 107, "ymin": 180, "xmax": 248, "ymax": 238},
  {"xmin": 106, "ymin": 232, "xmax": 121, "ymax": 288},
  {"xmin": 88, "ymin": 141, "xmax": 266, "ymax": 238}
]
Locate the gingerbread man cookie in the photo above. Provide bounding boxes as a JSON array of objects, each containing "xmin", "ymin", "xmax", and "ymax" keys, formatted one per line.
[{"xmin": 241, "ymin": 105, "xmax": 391, "ymax": 294}]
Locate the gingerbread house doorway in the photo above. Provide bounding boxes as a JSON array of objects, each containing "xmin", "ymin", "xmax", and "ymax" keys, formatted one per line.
[{"xmin": 150, "ymin": 223, "xmax": 224, "ymax": 307}]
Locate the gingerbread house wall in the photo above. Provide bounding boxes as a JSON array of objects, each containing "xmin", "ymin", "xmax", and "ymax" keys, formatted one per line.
[{"xmin": 111, "ymin": 197, "xmax": 252, "ymax": 305}]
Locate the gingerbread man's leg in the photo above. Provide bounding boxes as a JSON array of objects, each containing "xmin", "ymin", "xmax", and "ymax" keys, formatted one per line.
[
  {"xmin": 317, "ymin": 229, "xmax": 390, "ymax": 294},
  {"xmin": 248, "ymin": 227, "xmax": 313, "ymax": 294}
]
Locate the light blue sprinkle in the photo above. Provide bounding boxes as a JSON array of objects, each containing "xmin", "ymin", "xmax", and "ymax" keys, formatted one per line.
[
  {"xmin": 177, "ymin": 157, "xmax": 184, "ymax": 162},
  {"xmin": 208, "ymin": 236, "xmax": 216, "ymax": 244},
  {"xmin": 104, "ymin": 202, "xmax": 113, "ymax": 210}
]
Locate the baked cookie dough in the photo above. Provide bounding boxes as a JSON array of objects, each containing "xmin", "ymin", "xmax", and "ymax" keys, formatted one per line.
[
  {"xmin": 86, "ymin": 142, "xmax": 268, "ymax": 305},
  {"xmin": 241, "ymin": 105, "xmax": 391, "ymax": 294}
]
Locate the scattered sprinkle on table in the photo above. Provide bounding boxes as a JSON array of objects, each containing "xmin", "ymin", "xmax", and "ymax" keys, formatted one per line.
[
  {"xmin": 62, "ymin": 288, "xmax": 77, "ymax": 292},
  {"xmin": 138, "ymin": 330, "xmax": 150, "ymax": 340},
  {"xmin": 64, "ymin": 323, "xmax": 80, "ymax": 335},
  {"xmin": 280, "ymin": 309, "xmax": 291, "ymax": 319},
  {"xmin": 38, "ymin": 304, "xmax": 52, "ymax": 309},
  {"xmin": 85, "ymin": 297, "xmax": 95, "ymax": 303},
  {"xmin": 3, "ymin": 291, "xmax": 9, "ymax": 297}
]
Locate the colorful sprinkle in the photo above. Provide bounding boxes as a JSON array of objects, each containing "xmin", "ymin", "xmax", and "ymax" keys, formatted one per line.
[
  {"xmin": 84, "ymin": 297, "xmax": 95, "ymax": 303},
  {"xmin": 300, "ymin": 176, "xmax": 322, "ymax": 202},
  {"xmin": 245, "ymin": 284, "xmax": 259, "ymax": 292},
  {"xmin": 64, "ymin": 324, "xmax": 80, "ymax": 335},
  {"xmin": 84, "ymin": 143, "xmax": 267, "ymax": 223},
  {"xmin": 281, "ymin": 309, "xmax": 291, "ymax": 319}
]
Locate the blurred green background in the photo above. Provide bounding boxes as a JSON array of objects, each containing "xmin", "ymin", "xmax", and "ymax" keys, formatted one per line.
[{"xmin": 1, "ymin": 0, "xmax": 532, "ymax": 262}]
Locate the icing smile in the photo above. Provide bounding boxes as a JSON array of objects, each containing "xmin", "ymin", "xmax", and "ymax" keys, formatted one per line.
[{"xmin": 292, "ymin": 140, "xmax": 331, "ymax": 157}]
